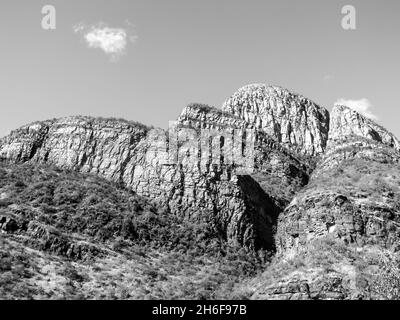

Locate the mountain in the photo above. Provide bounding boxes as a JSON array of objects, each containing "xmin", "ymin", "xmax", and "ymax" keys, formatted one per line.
[
  {"xmin": 222, "ymin": 84, "xmax": 330, "ymax": 156},
  {"xmin": 251, "ymin": 104, "xmax": 400, "ymax": 299},
  {"xmin": 1, "ymin": 85, "xmax": 400, "ymax": 300}
]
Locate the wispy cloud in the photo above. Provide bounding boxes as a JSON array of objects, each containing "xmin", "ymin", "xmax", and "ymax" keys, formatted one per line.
[
  {"xmin": 335, "ymin": 98, "xmax": 378, "ymax": 121},
  {"xmin": 323, "ymin": 74, "xmax": 334, "ymax": 81},
  {"xmin": 73, "ymin": 22, "xmax": 137, "ymax": 62}
]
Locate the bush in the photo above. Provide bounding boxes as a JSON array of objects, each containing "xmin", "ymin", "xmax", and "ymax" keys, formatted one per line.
[{"xmin": 371, "ymin": 250, "xmax": 400, "ymax": 299}]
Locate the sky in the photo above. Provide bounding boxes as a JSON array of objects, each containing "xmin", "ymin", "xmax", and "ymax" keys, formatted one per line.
[{"xmin": 0, "ymin": 0, "xmax": 400, "ymax": 138}]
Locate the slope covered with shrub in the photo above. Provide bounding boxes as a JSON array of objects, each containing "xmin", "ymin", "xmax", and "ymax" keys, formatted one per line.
[
  {"xmin": 239, "ymin": 236, "xmax": 400, "ymax": 300},
  {"xmin": 0, "ymin": 161, "xmax": 269, "ymax": 299}
]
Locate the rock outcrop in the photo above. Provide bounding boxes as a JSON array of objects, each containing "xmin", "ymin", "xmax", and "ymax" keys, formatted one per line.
[
  {"xmin": 0, "ymin": 116, "xmax": 281, "ymax": 250},
  {"xmin": 275, "ymin": 105, "xmax": 400, "ymax": 256},
  {"xmin": 177, "ymin": 103, "xmax": 312, "ymax": 204},
  {"xmin": 243, "ymin": 103, "xmax": 400, "ymax": 300},
  {"xmin": 222, "ymin": 84, "xmax": 330, "ymax": 157},
  {"xmin": 329, "ymin": 105, "xmax": 400, "ymax": 151},
  {"xmin": 0, "ymin": 117, "xmax": 149, "ymax": 178}
]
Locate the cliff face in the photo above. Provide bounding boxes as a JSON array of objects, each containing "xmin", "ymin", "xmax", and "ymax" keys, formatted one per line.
[
  {"xmin": 0, "ymin": 122, "xmax": 280, "ymax": 250},
  {"xmin": 329, "ymin": 105, "xmax": 400, "ymax": 151},
  {"xmin": 0, "ymin": 117, "xmax": 149, "ymax": 178},
  {"xmin": 177, "ymin": 103, "xmax": 312, "ymax": 203},
  {"xmin": 173, "ymin": 102, "xmax": 314, "ymax": 249},
  {"xmin": 222, "ymin": 84, "xmax": 330, "ymax": 157},
  {"xmin": 0, "ymin": 117, "xmax": 271, "ymax": 249}
]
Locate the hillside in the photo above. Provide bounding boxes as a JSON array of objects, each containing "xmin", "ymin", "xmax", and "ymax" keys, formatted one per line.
[{"xmin": 0, "ymin": 162, "xmax": 270, "ymax": 299}]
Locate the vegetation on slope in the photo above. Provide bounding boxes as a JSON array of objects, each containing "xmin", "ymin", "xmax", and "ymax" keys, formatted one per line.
[
  {"xmin": 2, "ymin": 154, "xmax": 400, "ymax": 300},
  {"xmin": 0, "ymin": 161, "xmax": 269, "ymax": 300},
  {"xmin": 236, "ymin": 236, "xmax": 400, "ymax": 300}
]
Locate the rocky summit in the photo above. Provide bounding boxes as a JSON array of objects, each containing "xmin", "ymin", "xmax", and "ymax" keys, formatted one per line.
[
  {"xmin": 1, "ymin": 84, "xmax": 400, "ymax": 300},
  {"xmin": 222, "ymin": 84, "xmax": 330, "ymax": 157}
]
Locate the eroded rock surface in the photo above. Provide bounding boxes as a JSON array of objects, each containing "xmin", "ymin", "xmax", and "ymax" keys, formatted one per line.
[
  {"xmin": 222, "ymin": 84, "xmax": 330, "ymax": 156},
  {"xmin": 329, "ymin": 105, "xmax": 400, "ymax": 151},
  {"xmin": 0, "ymin": 116, "xmax": 282, "ymax": 250},
  {"xmin": 276, "ymin": 106, "xmax": 400, "ymax": 256}
]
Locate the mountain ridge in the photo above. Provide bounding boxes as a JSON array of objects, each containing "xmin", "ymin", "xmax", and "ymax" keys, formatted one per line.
[{"xmin": 1, "ymin": 84, "xmax": 400, "ymax": 300}]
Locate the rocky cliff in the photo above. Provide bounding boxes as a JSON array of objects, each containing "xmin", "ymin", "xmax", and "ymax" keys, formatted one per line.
[
  {"xmin": 0, "ymin": 117, "xmax": 276, "ymax": 249},
  {"xmin": 329, "ymin": 104, "xmax": 400, "ymax": 151},
  {"xmin": 222, "ymin": 84, "xmax": 330, "ymax": 157}
]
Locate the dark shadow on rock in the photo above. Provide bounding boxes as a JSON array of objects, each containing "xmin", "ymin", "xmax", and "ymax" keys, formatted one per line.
[{"xmin": 236, "ymin": 175, "xmax": 284, "ymax": 252}]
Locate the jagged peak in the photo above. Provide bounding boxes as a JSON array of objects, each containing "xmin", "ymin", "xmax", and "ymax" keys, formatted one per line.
[{"xmin": 329, "ymin": 104, "xmax": 400, "ymax": 151}]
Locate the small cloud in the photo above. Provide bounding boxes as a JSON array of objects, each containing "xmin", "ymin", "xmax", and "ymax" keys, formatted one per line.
[
  {"xmin": 335, "ymin": 98, "xmax": 378, "ymax": 120},
  {"xmin": 73, "ymin": 22, "xmax": 137, "ymax": 62},
  {"xmin": 323, "ymin": 74, "xmax": 334, "ymax": 81}
]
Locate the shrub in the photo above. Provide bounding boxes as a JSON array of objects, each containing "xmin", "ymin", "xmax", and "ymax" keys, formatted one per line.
[{"xmin": 371, "ymin": 250, "xmax": 400, "ymax": 299}]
